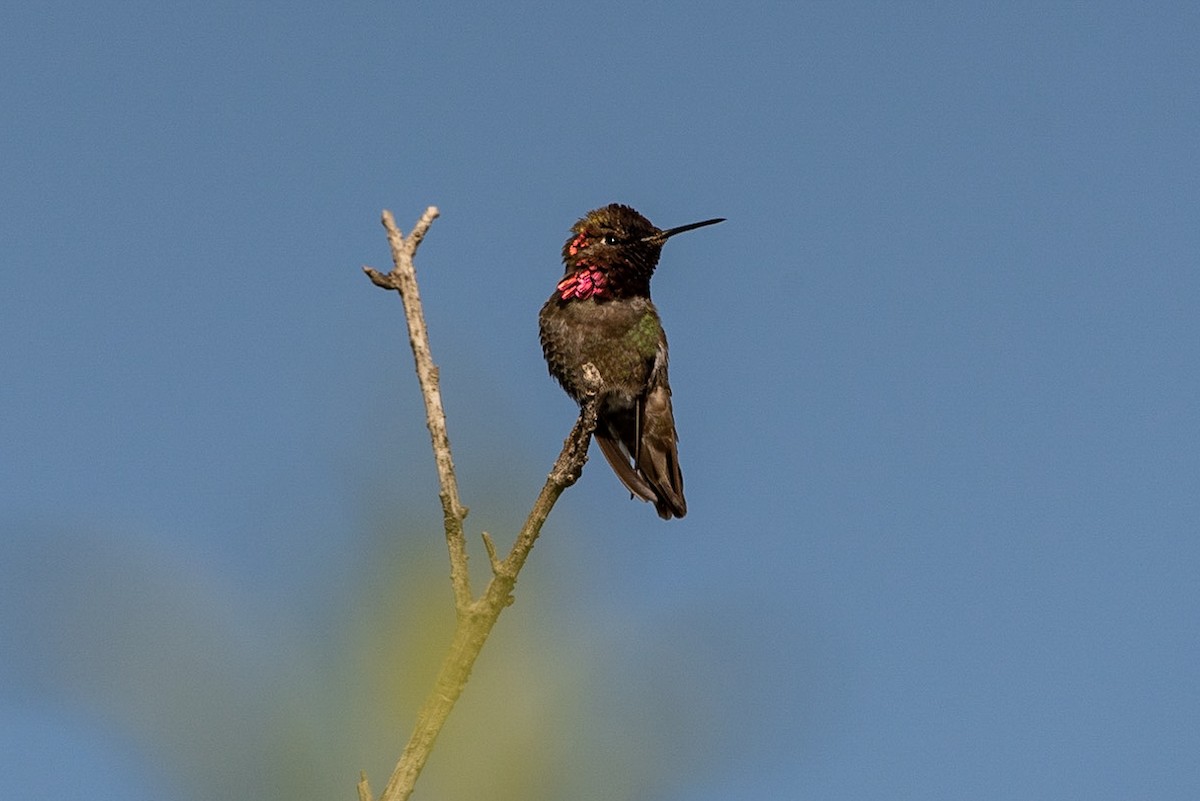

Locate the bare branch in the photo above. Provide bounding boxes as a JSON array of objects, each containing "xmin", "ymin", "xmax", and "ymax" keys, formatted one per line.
[
  {"xmin": 364, "ymin": 207, "xmax": 472, "ymax": 612},
  {"xmin": 362, "ymin": 207, "xmax": 599, "ymax": 801},
  {"xmin": 376, "ymin": 405, "xmax": 596, "ymax": 801},
  {"xmin": 498, "ymin": 388, "xmax": 599, "ymax": 583}
]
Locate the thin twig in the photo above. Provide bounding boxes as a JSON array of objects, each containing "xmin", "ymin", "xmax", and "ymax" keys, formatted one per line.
[
  {"xmin": 364, "ymin": 207, "xmax": 472, "ymax": 612},
  {"xmin": 480, "ymin": 531, "xmax": 502, "ymax": 575},
  {"xmin": 357, "ymin": 773, "xmax": 372, "ymax": 801}
]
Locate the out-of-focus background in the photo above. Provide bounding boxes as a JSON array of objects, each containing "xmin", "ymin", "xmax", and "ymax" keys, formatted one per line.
[{"xmin": 3, "ymin": 4, "xmax": 1198, "ymax": 799}]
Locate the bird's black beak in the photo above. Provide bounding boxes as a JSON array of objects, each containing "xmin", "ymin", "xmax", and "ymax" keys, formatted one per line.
[{"xmin": 643, "ymin": 217, "xmax": 725, "ymax": 245}]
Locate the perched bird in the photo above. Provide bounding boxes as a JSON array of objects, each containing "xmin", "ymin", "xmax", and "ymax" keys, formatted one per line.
[{"xmin": 539, "ymin": 204, "xmax": 724, "ymax": 519}]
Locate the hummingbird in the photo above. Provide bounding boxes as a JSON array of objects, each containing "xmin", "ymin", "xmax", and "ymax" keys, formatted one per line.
[{"xmin": 539, "ymin": 204, "xmax": 724, "ymax": 519}]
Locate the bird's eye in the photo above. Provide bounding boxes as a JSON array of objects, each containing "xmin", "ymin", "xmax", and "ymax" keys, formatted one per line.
[{"xmin": 602, "ymin": 234, "xmax": 618, "ymax": 246}]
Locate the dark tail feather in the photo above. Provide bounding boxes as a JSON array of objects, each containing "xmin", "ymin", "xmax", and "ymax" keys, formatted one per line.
[
  {"xmin": 637, "ymin": 384, "xmax": 686, "ymax": 518},
  {"xmin": 595, "ymin": 432, "xmax": 658, "ymax": 502},
  {"xmin": 593, "ymin": 387, "xmax": 686, "ymax": 519}
]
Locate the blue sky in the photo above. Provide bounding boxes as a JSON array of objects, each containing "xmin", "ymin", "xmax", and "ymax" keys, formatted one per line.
[{"xmin": 3, "ymin": 3, "xmax": 1198, "ymax": 799}]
